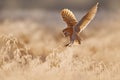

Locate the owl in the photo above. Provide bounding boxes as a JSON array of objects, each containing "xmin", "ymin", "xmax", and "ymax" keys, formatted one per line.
[{"xmin": 61, "ymin": 3, "xmax": 99, "ymax": 46}]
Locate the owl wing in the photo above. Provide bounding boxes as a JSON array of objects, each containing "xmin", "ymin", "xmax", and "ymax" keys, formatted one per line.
[
  {"xmin": 74, "ymin": 3, "xmax": 98, "ymax": 33},
  {"xmin": 61, "ymin": 9, "xmax": 78, "ymax": 28}
]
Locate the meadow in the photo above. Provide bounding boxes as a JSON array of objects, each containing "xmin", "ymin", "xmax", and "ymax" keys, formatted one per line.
[{"xmin": 0, "ymin": 10, "xmax": 120, "ymax": 80}]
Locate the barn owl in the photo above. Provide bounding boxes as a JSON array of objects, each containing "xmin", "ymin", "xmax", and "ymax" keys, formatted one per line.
[{"xmin": 61, "ymin": 3, "xmax": 98, "ymax": 46}]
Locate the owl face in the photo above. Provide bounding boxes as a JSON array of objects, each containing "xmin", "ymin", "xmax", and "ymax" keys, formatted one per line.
[
  {"xmin": 63, "ymin": 31, "xmax": 70, "ymax": 37},
  {"xmin": 63, "ymin": 28, "xmax": 73, "ymax": 37}
]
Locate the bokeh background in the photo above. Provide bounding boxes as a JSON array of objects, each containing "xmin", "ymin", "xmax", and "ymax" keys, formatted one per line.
[
  {"xmin": 0, "ymin": 0, "xmax": 120, "ymax": 26},
  {"xmin": 0, "ymin": 0, "xmax": 120, "ymax": 10},
  {"xmin": 0, "ymin": 0, "xmax": 120, "ymax": 80}
]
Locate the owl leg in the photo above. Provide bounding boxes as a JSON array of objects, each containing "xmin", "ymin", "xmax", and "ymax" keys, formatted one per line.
[
  {"xmin": 65, "ymin": 36, "xmax": 74, "ymax": 47},
  {"xmin": 66, "ymin": 40, "xmax": 74, "ymax": 47},
  {"xmin": 77, "ymin": 36, "xmax": 81, "ymax": 44}
]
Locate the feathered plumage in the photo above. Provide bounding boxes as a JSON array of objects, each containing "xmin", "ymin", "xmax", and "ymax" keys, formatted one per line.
[
  {"xmin": 61, "ymin": 9, "xmax": 77, "ymax": 28},
  {"xmin": 61, "ymin": 3, "xmax": 99, "ymax": 46},
  {"xmin": 74, "ymin": 2, "xmax": 98, "ymax": 33}
]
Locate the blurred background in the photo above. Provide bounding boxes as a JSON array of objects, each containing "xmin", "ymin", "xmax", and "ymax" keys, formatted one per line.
[
  {"xmin": 0, "ymin": 0, "xmax": 119, "ymax": 17},
  {"xmin": 0, "ymin": 0, "xmax": 120, "ymax": 10},
  {"xmin": 0, "ymin": 0, "xmax": 120, "ymax": 26}
]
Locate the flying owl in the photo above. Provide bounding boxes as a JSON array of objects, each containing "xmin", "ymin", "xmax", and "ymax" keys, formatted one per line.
[{"xmin": 61, "ymin": 3, "xmax": 99, "ymax": 46}]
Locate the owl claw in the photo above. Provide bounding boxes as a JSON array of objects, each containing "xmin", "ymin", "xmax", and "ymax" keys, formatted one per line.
[
  {"xmin": 65, "ymin": 39, "xmax": 74, "ymax": 47},
  {"xmin": 65, "ymin": 43, "xmax": 70, "ymax": 47},
  {"xmin": 65, "ymin": 43, "xmax": 72, "ymax": 47}
]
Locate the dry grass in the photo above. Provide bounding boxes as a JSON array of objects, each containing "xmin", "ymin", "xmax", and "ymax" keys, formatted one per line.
[{"xmin": 0, "ymin": 11, "xmax": 120, "ymax": 80}]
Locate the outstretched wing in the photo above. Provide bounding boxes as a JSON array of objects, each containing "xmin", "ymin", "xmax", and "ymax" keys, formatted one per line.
[
  {"xmin": 74, "ymin": 3, "xmax": 99, "ymax": 33},
  {"xmin": 61, "ymin": 9, "xmax": 77, "ymax": 28}
]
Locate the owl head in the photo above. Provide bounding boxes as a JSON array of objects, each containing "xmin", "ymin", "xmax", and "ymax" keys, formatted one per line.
[{"xmin": 63, "ymin": 28, "xmax": 73, "ymax": 37}]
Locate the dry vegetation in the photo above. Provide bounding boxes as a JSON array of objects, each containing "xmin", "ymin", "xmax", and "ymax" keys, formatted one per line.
[{"xmin": 0, "ymin": 11, "xmax": 120, "ymax": 80}]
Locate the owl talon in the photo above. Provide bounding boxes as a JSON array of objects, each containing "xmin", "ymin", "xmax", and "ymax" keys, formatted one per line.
[
  {"xmin": 65, "ymin": 43, "xmax": 69, "ymax": 47},
  {"xmin": 65, "ymin": 43, "xmax": 71, "ymax": 47}
]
